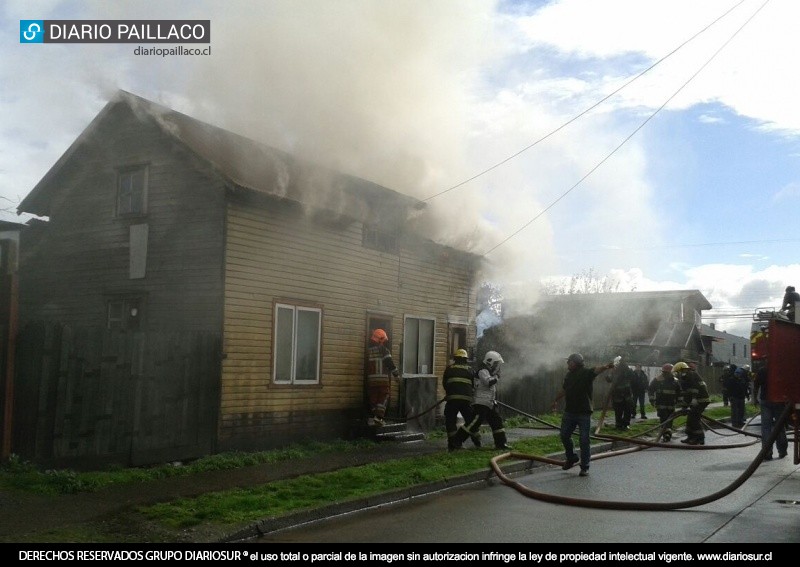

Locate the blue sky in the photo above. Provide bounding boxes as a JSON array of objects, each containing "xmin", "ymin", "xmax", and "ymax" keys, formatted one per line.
[{"xmin": 2, "ymin": 0, "xmax": 799, "ymax": 338}]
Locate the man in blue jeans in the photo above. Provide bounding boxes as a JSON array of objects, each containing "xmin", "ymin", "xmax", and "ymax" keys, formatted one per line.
[
  {"xmin": 753, "ymin": 361, "xmax": 788, "ymax": 460},
  {"xmin": 552, "ymin": 353, "xmax": 615, "ymax": 477}
]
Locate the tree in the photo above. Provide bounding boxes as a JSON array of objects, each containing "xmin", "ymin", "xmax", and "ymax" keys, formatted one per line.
[{"xmin": 541, "ymin": 267, "xmax": 634, "ymax": 295}]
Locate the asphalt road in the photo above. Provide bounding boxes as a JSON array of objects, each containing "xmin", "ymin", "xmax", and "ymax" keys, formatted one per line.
[{"xmin": 255, "ymin": 424, "xmax": 799, "ymax": 544}]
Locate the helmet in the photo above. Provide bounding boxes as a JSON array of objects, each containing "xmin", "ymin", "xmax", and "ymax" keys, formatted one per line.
[
  {"xmin": 786, "ymin": 286, "xmax": 795, "ymax": 292},
  {"xmin": 567, "ymin": 353, "xmax": 584, "ymax": 366},
  {"xmin": 672, "ymin": 361, "xmax": 689, "ymax": 373},
  {"xmin": 370, "ymin": 328, "xmax": 389, "ymax": 344},
  {"xmin": 742, "ymin": 364, "xmax": 750, "ymax": 372},
  {"xmin": 661, "ymin": 363, "xmax": 673, "ymax": 372},
  {"xmin": 483, "ymin": 351, "xmax": 504, "ymax": 367},
  {"xmin": 734, "ymin": 368, "xmax": 745, "ymax": 377},
  {"xmin": 453, "ymin": 348, "xmax": 468, "ymax": 359}
]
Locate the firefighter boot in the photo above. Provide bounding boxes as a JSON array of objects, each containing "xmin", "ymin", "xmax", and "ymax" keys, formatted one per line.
[
  {"xmin": 663, "ymin": 429, "xmax": 672, "ymax": 442},
  {"xmin": 470, "ymin": 433, "xmax": 482, "ymax": 448},
  {"xmin": 448, "ymin": 427, "xmax": 470, "ymax": 452},
  {"xmin": 493, "ymin": 430, "xmax": 512, "ymax": 450}
]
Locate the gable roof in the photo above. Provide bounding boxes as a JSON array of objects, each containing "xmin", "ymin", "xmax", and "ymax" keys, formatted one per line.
[
  {"xmin": 19, "ymin": 90, "xmax": 423, "ymax": 222},
  {"xmin": 536, "ymin": 289, "xmax": 712, "ymax": 311}
]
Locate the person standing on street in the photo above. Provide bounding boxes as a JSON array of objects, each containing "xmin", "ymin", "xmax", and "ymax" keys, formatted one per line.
[
  {"xmin": 461, "ymin": 351, "xmax": 512, "ymax": 450},
  {"xmin": 631, "ymin": 364, "xmax": 649, "ymax": 420},
  {"xmin": 718, "ymin": 364, "xmax": 736, "ymax": 407},
  {"xmin": 647, "ymin": 363, "xmax": 681, "ymax": 441},
  {"xmin": 606, "ymin": 354, "xmax": 635, "ymax": 430},
  {"xmin": 442, "ymin": 349, "xmax": 481, "ymax": 452},
  {"xmin": 673, "ymin": 361, "xmax": 710, "ymax": 445},
  {"xmin": 552, "ymin": 353, "xmax": 615, "ymax": 477},
  {"xmin": 725, "ymin": 367, "xmax": 750, "ymax": 429},
  {"xmin": 752, "ymin": 360, "xmax": 788, "ymax": 460}
]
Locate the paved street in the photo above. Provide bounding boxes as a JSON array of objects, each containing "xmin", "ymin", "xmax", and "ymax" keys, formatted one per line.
[{"xmin": 255, "ymin": 423, "xmax": 799, "ymax": 543}]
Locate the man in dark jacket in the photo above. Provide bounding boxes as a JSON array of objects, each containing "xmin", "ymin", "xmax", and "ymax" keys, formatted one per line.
[
  {"xmin": 631, "ymin": 364, "xmax": 649, "ymax": 419},
  {"xmin": 753, "ymin": 360, "xmax": 788, "ymax": 460},
  {"xmin": 718, "ymin": 364, "xmax": 736, "ymax": 407},
  {"xmin": 442, "ymin": 349, "xmax": 480, "ymax": 452},
  {"xmin": 552, "ymin": 353, "xmax": 615, "ymax": 477},
  {"xmin": 724, "ymin": 367, "xmax": 750, "ymax": 428}
]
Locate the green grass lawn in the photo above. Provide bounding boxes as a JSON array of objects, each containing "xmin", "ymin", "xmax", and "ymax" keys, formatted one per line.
[{"xmin": 0, "ymin": 399, "xmax": 755, "ymax": 542}]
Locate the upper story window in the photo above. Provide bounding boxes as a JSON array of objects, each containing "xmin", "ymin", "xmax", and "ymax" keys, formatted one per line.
[
  {"xmin": 362, "ymin": 223, "xmax": 398, "ymax": 254},
  {"xmin": 117, "ymin": 166, "xmax": 148, "ymax": 216},
  {"xmin": 107, "ymin": 296, "xmax": 144, "ymax": 330},
  {"xmin": 274, "ymin": 302, "xmax": 322, "ymax": 385}
]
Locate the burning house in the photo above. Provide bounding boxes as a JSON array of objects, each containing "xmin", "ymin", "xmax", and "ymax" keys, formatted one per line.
[{"xmin": 9, "ymin": 91, "xmax": 481, "ymax": 468}]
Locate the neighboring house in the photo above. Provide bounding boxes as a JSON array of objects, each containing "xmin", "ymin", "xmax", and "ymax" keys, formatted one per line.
[
  {"xmin": 478, "ymin": 290, "xmax": 713, "ymax": 415},
  {"xmin": 700, "ymin": 323, "xmax": 751, "ymax": 368},
  {"xmin": 488, "ymin": 290, "xmax": 713, "ymax": 365},
  {"xmin": 12, "ymin": 91, "xmax": 480, "ymax": 468}
]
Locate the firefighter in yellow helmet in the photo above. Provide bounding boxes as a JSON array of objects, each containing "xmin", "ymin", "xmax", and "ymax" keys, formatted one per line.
[
  {"xmin": 365, "ymin": 329, "xmax": 399, "ymax": 428},
  {"xmin": 673, "ymin": 361, "xmax": 710, "ymax": 445},
  {"xmin": 647, "ymin": 363, "xmax": 680, "ymax": 442},
  {"xmin": 442, "ymin": 349, "xmax": 481, "ymax": 452}
]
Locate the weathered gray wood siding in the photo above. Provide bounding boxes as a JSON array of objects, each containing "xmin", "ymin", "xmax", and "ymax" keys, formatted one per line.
[
  {"xmin": 220, "ymin": 197, "xmax": 477, "ymax": 449},
  {"xmin": 19, "ymin": 103, "xmax": 226, "ymax": 333}
]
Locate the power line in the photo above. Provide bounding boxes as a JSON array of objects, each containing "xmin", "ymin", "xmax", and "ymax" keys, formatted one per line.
[
  {"xmin": 422, "ymin": 0, "xmax": 750, "ymax": 202},
  {"xmin": 482, "ymin": 0, "xmax": 771, "ymax": 257},
  {"xmin": 563, "ymin": 236, "xmax": 800, "ymax": 253}
]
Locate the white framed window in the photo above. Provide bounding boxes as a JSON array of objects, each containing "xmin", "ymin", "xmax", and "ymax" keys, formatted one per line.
[
  {"xmin": 117, "ymin": 165, "xmax": 148, "ymax": 216},
  {"xmin": 274, "ymin": 302, "xmax": 322, "ymax": 384},
  {"xmin": 403, "ymin": 315, "xmax": 435, "ymax": 375}
]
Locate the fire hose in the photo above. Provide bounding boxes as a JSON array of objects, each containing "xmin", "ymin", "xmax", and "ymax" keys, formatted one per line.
[{"xmin": 489, "ymin": 403, "xmax": 794, "ymax": 510}]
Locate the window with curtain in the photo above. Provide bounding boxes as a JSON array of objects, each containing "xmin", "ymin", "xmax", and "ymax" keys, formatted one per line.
[{"xmin": 274, "ymin": 302, "xmax": 322, "ymax": 384}]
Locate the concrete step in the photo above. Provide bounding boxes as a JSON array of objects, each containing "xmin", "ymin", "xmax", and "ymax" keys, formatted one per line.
[
  {"xmin": 351, "ymin": 420, "xmax": 426, "ymax": 443},
  {"xmin": 374, "ymin": 430, "xmax": 426, "ymax": 443}
]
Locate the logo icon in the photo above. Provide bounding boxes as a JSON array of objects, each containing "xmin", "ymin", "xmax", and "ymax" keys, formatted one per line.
[{"xmin": 20, "ymin": 20, "xmax": 44, "ymax": 43}]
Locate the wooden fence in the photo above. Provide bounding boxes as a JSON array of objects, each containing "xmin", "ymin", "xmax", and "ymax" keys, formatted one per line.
[{"xmin": 12, "ymin": 322, "xmax": 220, "ymax": 469}]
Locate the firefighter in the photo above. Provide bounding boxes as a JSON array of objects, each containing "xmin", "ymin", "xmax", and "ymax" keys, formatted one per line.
[
  {"xmin": 605, "ymin": 353, "xmax": 635, "ymax": 430},
  {"xmin": 442, "ymin": 349, "xmax": 481, "ymax": 452},
  {"xmin": 365, "ymin": 328, "xmax": 399, "ymax": 428},
  {"xmin": 718, "ymin": 364, "xmax": 736, "ymax": 407},
  {"xmin": 460, "ymin": 351, "xmax": 512, "ymax": 450},
  {"xmin": 647, "ymin": 363, "xmax": 681, "ymax": 441},
  {"xmin": 673, "ymin": 361, "xmax": 710, "ymax": 445},
  {"xmin": 780, "ymin": 285, "xmax": 800, "ymax": 322}
]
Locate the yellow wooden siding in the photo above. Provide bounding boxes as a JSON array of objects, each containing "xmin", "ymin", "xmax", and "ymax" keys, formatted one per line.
[{"xmin": 220, "ymin": 201, "xmax": 476, "ymax": 432}]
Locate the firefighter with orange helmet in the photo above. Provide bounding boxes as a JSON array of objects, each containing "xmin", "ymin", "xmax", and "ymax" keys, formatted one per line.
[
  {"xmin": 647, "ymin": 363, "xmax": 681, "ymax": 442},
  {"xmin": 366, "ymin": 328, "xmax": 399, "ymax": 427},
  {"xmin": 673, "ymin": 361, "xmax": 710, "ymax": 445}
]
